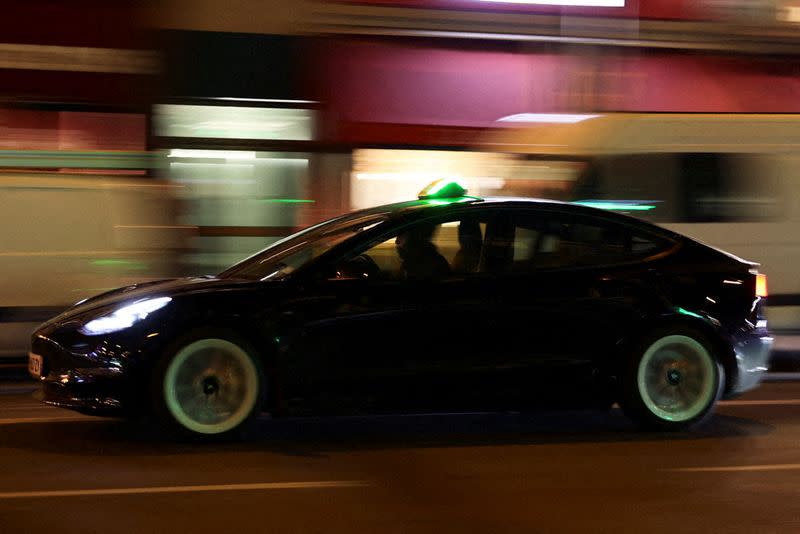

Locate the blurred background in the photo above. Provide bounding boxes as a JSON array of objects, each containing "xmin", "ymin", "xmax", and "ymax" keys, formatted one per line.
[{"xmin": 2, "ymin": 0, "xmax": 800, "ymax": 363}]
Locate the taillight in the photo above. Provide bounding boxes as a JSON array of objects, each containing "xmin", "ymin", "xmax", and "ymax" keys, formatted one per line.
[{"xmin": 756, "ymin": 273, "xmax": 768, "ymax": 298}]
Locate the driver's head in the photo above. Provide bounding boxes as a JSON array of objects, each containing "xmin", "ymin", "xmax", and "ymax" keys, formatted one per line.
[{"xmin": 396, "ymin": 224, "xmax": 436, "ymax": 259}]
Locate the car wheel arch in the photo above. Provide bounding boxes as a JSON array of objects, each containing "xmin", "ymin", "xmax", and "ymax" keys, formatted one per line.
[
  {"xmin": 609, "ymin": 314, "xmax": 737, "ymax": 397},
  {"xmin": 144, "ymin": 322, "xmax": 281, "ymax": 415}
]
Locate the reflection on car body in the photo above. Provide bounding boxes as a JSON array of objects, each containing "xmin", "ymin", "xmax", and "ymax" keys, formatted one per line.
[{"xmin": 30, "ymin": 181, "xmax": 772, "ymax": 438}]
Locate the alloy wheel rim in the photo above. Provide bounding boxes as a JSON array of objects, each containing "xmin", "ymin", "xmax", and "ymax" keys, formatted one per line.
[
  {"xmin": 636, "ymin": 335, "xmax": 716, "ymax": 422},
  {"xmin": 163, "ymin": 338, "xmax": 258, "ymax": 434}
]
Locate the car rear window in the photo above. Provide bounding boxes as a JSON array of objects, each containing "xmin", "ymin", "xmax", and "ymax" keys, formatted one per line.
[{"xmin": 505, "ymin": 211, "xmax": 672, "ymax": 272}]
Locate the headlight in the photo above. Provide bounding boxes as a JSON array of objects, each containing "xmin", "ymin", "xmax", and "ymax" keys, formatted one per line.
[{"xmin": 79, "ymin": 297, "xmax": 172, "ymax": 336}]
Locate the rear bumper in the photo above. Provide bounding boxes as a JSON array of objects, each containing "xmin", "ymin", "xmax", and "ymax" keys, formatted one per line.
[{"xmin": 727, "ymin": 326, "xmax": 773, "ymax": 396}]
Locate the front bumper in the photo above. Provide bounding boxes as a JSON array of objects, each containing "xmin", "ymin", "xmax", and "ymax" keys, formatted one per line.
[
  {"xmin": 30, "ymin": 334, "xmax": 134, "ymax": 416},
  {"xmin": 35, "ymin": 368, "xmax": 126, "ymax": 416}
]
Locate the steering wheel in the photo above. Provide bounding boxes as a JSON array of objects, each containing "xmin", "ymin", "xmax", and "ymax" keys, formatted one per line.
[{"xmin": 337, "ymin": 254, "xmax": 381, "ymax": 279}]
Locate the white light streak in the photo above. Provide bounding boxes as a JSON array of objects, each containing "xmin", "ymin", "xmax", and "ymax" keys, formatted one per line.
[
  {"xmin": 497, "ymin": 113, "xmax": 601, "ymax": 124},
  {"xmin": 212, "ymin": 97, "xmax": 319, "ymax": 105},
  {"xmin": 479, "ymin": 0, "xmax": 624, "ymax": 6},
  {"xmin": 168, "ymin": 150, "xmax": 257, "ymax": 160},
  {"xmin": 666, "ymin": 463, "xmax": 800, "ymax": 473},
  {"xmin": 0, "ymin": 481, "xmax": 369, "ymax": 499}
]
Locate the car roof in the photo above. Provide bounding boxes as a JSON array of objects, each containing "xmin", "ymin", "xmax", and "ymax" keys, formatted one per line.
[
  {"xmin": 361, "ymin": 196, "xmax": 562, "ymax": 216},
  {"xmin": 358, "ymin": 196, "xmax": 681, "ymax": 240}
]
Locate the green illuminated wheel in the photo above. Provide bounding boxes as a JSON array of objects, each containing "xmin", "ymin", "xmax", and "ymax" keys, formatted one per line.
[
  {"xmin": 153, "ymin": 333, "xmax": 264, "ymax": 439},
  {"xmin": 620, "ymin": 328, "xmax": 723, "ymax": 431}
]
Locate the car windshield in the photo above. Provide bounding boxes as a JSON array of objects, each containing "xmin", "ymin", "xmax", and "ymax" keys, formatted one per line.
[{"xmin": 219, "ymin": 214, "xmax": 387, "ymax": 281}]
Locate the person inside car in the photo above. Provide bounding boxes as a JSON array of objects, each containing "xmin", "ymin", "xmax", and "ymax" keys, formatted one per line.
[{"xmin": 395, "ymin": 224, "xmax": 451, "ymax": 280}]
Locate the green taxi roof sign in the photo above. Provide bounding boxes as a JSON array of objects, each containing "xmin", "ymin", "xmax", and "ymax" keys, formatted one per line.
[{"xmin": 418, "ymin": 180, "xmax": 468, "ymax": 200}]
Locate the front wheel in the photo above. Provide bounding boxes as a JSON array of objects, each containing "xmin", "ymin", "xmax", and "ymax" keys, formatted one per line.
[
  {"xmin": 620, "ymin": 329, "xmax": 724, "ymax": 431},
  {"xmin": 153, "ymin": 335, "xmax": 264, "ymax": 439}
]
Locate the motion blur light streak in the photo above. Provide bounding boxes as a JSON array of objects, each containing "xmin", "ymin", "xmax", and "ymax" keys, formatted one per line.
[
  {"xmin": 782, "ymin": 6, "xmax": 800, "ymax": 23},
  {"xmin": 497, "ymin": 113, "xmax": 602, "ymax": 123},
  {"xmin": 355, "ymin": 172, "xmax": 465, "ymax": 182},
  {"xmin": 0, "ymin": 43, "xmax": 158, "ymax": 74},
  {"xmin": 156, "ymin": 104, "xmax": 314, "ymax": 141},
  {"xmin": 667, "ymin": 463, "xmax": 800, "ymax": 473},
  {"xmin": 0, "ymin": 150, "xmax": 159, "ymax": 169},
  {"xmin": 91, "ymin": 259, "xmax": 144, "ymax": 267},
  {"xmin": 0, "ymin": 481, "xmax": 370, "ymax": 499},
  {"xmin": 168, "ymin": 150, "xmax": 257, "ymax": 160},
  {"xmin": 211, "ymin": 97, "xmax": 319, "ymax": 105},
  {"xmin": 573, "ymin": 201, "xmax": 656, "ymax": 211},
  {"xmin": 257, "ymin": 199, "xmax": 316, "ymax": 204},
  {"xmin": 480, "ymin": 1, "xmax": 624, "ymax": 7}
]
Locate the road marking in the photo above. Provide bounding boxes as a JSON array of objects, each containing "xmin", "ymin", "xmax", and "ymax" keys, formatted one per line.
[
  {"xmin": 0, "ymin": 481, "xmax": 370, "ymax": 499},
  {"xmin": 0, "ymin": 416, "xmax": 90, "ymax": 425},
  {"xmin": 719, "ymin": 399, "xmax": 800, "ymax": 406},
  {"xmin": 667, "ymin": 464, "xmax": 800, "ymax": 473}
]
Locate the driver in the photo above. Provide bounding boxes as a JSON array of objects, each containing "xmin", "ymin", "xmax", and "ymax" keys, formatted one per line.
[{"xmin": 395, "ymin": 224, "xmax": 451, "ymax": 280}]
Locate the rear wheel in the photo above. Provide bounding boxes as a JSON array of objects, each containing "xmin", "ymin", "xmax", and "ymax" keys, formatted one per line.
[
  {"xmin": 153, "ymin": 335, "xmax": 264, "ymax": 439},
  {"xmin": 620, "ymin": 328, "xmax": 723, "ymax": 431}
]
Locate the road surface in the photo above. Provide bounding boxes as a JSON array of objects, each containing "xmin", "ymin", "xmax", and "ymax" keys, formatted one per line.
[{"xmin": 1, "ymin": 380, "xmax": 799, "ymax": 533}]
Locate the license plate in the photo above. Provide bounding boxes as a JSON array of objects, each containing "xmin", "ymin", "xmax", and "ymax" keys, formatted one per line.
[{"xmin": 28, "ymin": 352, "xmax": 43, "ymax": 378}]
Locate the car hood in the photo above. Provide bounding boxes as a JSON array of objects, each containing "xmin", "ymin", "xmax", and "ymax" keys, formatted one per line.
[{"xmin": 43, "ymin": 277, "xmax": 255, "ymax": 326}]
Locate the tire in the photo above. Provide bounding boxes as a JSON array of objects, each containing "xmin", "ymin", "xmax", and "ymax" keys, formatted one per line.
[
  {"xmin": 620, "ymin": 327, "xmax": 724, "ymax": 431},
  {"xmin": 152, "ymin": 331, "xmax": 265, "ymax": 440}
]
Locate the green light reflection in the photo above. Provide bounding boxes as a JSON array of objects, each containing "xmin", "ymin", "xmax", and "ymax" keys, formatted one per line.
[
  {"xmin": 573, "ymin": 201, "xmax": 656, "ymax": 211},
  {"xmin": 676, "ymin": 307, "xmax": 704, "ymax": 320},
  {"xmin": 91, "ymin": 259, "xmax": 148, "ymax": 270},
  {"xmin": 418, "ymin": 180, "xmax": 468, "ymax": 200},
  {"xmin": 257, "ymin": 198, "xmax": 315, "ymax": 204}
]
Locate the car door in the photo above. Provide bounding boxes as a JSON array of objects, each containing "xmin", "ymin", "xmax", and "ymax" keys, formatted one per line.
[
  {"xmin": 487, "ymin": 208, "xmax": 672, "ymax": 407},
  {"xmin": 276, "ymin": 268, "xmax": 415, "ymax": 414},
  {"xmin": 277, "ymin": 210, "xmax": 503, "ymax": 414},
  {"xmin": 381, "ymin": 210, "xmax": 507, "ymax": 412}
]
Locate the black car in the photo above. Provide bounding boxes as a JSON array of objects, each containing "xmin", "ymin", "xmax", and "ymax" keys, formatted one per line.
[{"xmin": 29, "ymin": 181, "xmax": 772, "ymax": 438}]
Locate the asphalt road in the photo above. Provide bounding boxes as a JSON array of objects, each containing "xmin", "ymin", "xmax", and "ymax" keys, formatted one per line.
[{"xmin": 1, "ymin": 381, "xmax": 799, "ymax": 534}]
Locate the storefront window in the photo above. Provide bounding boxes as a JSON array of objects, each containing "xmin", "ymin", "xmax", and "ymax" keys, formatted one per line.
[{"xmin": 155, "ymin": 104, "xmax": 314, "ymax": 141}]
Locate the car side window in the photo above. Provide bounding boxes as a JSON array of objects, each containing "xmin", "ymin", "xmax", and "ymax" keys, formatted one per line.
[
  {"xmin": 332, "ymin": 214, "xmax": 489, "ymax": 281},
  {"xmin": 505, "ymin": 212, "xmax": 670, "ymax": 273}
]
